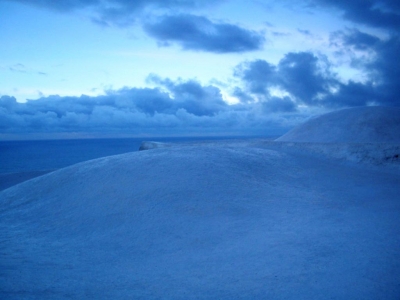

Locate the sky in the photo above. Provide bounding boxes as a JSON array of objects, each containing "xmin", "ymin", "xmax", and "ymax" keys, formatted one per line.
[{"xmin": 0, "ymin": 0, "xmax": 399, "ymax": 139}]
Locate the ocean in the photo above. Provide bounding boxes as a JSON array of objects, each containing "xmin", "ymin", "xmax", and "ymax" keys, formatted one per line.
[
  {"xmin": 1, "ymin": 138, "xmax": 148, "ymax": 174},
  {"xmin": 0, "ymin": 136, "xmax": 269, "ymax": 190}
]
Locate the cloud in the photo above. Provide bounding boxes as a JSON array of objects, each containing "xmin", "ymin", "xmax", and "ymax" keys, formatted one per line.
[
  {"xmin": 297, "ymin": 29, "xmax": 312, "ymax": 36},
  {"xmin": 234, "ymin": 60, "xmax": 277, "ymax": 95},
  {"xmin": 322, "ymin": 81, "xmax": 377, "ymax": 107},
  {"xmin": 331, "ymin": 29, "xmax": 381, "ymax": 51},
  {"xmin": 6, "ymin": 63, "xmax": 47, "ymax": 76},
  {"xmin": 235, "ymin": 52, "xmax": 336, "ymax": 106},
  {"xmin": 331, "ymin": 29, "xmax": 400, "ymax": 106},
  {"xmin": 7, "ymin": 1, "xmax": 263, "ymax": 51},
  {"xmin": 147, "ymin": 75, "xmax": 228, "ymax": 115},
  {"xmin": 10, "ymin": 0, "xmax": 400, "ymax": 33},
  {"xmin": 309, "ymin": 0, "xmax": 400, "ymax": 31},
  {"xmin": 262, "ymin": 97, "xmax": 297, "ymax": 113},
  {"xmin": 7, "ymin": 0, "xmax": 213, "ymax": 12},
  {"xmin": 278, "ymin": 52, "xmax": 336, "ymax": 105},
  {"xmin": 0, "ymin": 79, "xmax": 304, "ymax": 138},
  {"xmin": 232, "ymin": 87, "xmax": 255, "ymax": 103},
  {"xmin": 234, "ymin": 36, "xmax": 400, "ymax": 108},
  {"xmin": 7, "ymin": 0, "xmax": 99, "ymax": 12},
  {"xmin": 143, "ymin": 14, "xmax": 265, "ymax": 53},
  {"xmin": 7, "ymin": 0, "xmax": 220, "ymax": 26},
  {"xmin": 368, "ymin": 35, "xmax": 400, "ymax": 105}
]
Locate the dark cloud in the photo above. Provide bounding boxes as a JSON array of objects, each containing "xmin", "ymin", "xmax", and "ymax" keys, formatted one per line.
[
  {"xmin": 5, "ymin": 1, "xmax": 264, "ymax": 49},
  {"xmin": 235, "ymin": 29, "xmax": 400, "ymax": 108},
  {"xmin": 6, "ymin": 0, "xmax": 99, "ymax": 12},
  {"xmin": 235, "ymin": 52, "xmax": 336, "ymax": 106},
  {"xmin": 331, "ymin": 29, "xmax": 381, "ymax": 50},
  {"xmin": 4, "ymin": 0, "xmax": 219, "ymax": 26},
  {"xmin": 234, "ymin": 60, "xmax": 277, "ymax": 95},
  {"xmin": 103, "ymin": 88, "xmax": 174, "ymax": 116},
  {"xmin": 143, "ymin": 14, "xmax": 265, "ymax": 53},
  {"xmin": 232, "ymin": 87, "xmax": 254, "ymax": 103},
  {"xmin": 147, "ymin": 75, "xmax": 228, "ymax": 115},
  {"xmin": 5, "ymin": 0, "xmax": 216, "ymax": 11},
  {"xmin": 331, "ymin": 30, "xmax": 400, "ymax": 106},
  {"xmin": 309, "ymin": 0, "xmax": 400, "ymax": 31},
  {"xmin": 322, "ymin": 81, "xmax": 377, "ymax": 107},
  {"xmin": 9, "ymin": 0, "xmax": 400, "ymax": 32},
  {"xmin": 278, "ymin": 52, "xmax": 335, "ymax": 105},
  {"xmin": 0, "ymin": 95, "xmax": 19, "ymax": 112},
  {"xmin": 368, "ymin": 35, "xmax": 400, "ymax": 105},
  {"xmin": 1, "ymin": 78, "xmax": 301, "ymax": 137},
  {"xmin": 262, "ymin": 97, "xmax": 297, "ymax": 113}
]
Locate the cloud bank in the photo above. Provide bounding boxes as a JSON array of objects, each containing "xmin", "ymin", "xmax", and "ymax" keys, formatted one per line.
[{"xmin": 0, "ymin": 80, "xmax": 302, "ymax": 138}]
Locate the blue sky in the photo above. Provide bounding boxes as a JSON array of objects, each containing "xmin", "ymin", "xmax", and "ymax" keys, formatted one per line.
[{"xmin": 0, "ymin": 0, "xmax": 399, "ymax": 139}]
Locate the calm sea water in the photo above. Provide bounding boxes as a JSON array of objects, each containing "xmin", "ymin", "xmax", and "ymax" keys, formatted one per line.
[{"xmin": 0, "ymin": 136, "xmax": 265, "ymax": 174}]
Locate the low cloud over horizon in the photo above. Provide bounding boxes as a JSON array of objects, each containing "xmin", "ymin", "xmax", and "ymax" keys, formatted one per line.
[{"xmin": 0, "ymin": 78, "xmax": 304, "ymax": 139}]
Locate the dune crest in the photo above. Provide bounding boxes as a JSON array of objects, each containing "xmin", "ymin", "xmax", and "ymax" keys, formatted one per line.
[{"xmin": 276, "ymin": 106, "xmax": 400, "ymax": 143}]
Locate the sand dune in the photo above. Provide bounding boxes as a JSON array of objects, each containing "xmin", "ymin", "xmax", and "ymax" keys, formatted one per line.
[{"xmin": 1, "ymin": 107, "xmax": 399, "ymax": 299}]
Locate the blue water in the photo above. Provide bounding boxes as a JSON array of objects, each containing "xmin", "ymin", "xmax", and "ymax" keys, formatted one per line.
[{"xmin": 0, "ymin": 136, "xmax": 266, "ymax": 174}]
